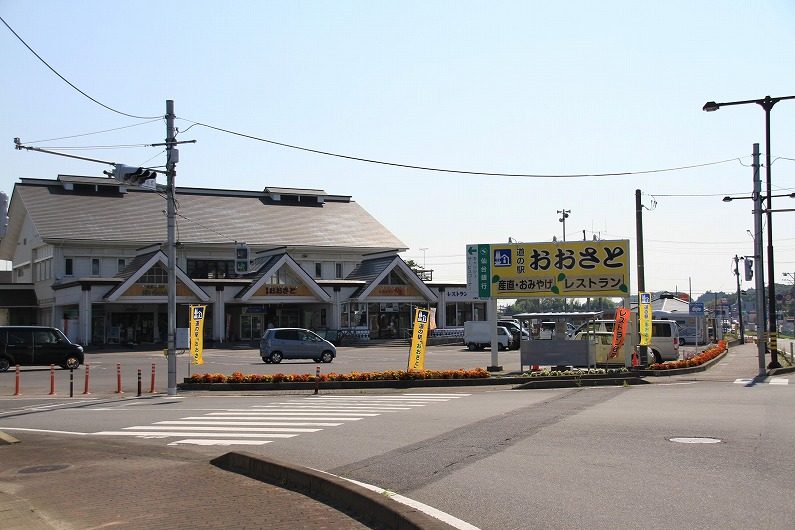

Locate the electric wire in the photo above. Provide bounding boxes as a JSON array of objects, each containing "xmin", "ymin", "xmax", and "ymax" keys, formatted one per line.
[
  {"xmin": 0, "ymin": 14, "xmax": 161, "ymax": 120},
  {"xmin": 31, "ymin": 144, "xmax": 153, "ymax": 150},
  {"xmin": 180, "ymin": 117, "xmax": 743, "ymax": 178},
  {"xmin": 21, "ymin": 119, "xmax": 163, "ymax": 144}
]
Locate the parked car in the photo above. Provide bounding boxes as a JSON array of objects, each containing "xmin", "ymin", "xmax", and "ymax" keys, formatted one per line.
[
  {"xmin": 574, "ymin": 319, "xmax": 680, "ymax": 363},
  {"xmin": 498, "ymin": 319, "xmax": 529, "ymax": 349},
  {"xmin": 260, "ymin": 328, "xmax": 336, "ymax": 364},
  {"xmin": 0, "ymin": 326, "xmax": 84, "ymax": 371},
  {"xmin": 463, "ymin": 321, "xmax": 512, "ymax": 351}
]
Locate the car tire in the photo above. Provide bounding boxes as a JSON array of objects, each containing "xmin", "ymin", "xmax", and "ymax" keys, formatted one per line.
[
  {"xmin": 270, "ymin": 352, "xmax": 283, "ymax": 364},
  {"xmin": 467, "ymin": 342, "xmax": 477, "ymax": 351},
  {"xmin": 650, "ymin": 350, "xmax": 663, "ymax": 364},
  {"xmin": 262, "ymin": 357, "xmax": 271, "ymax": 364},
  {"xmin": 320, "ymin": 351, "xmax": 334, "ymax": 363},
  {"xmin": 62, "ymin": 355, "xmax": 81, "ymax": 370},
  {"xmin": 0, "ymin": 357, "xmax": 10, "ymax": 372}
]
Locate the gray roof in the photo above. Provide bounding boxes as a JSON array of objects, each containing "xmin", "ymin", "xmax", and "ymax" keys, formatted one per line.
[{"xmin": 3, "ymin": 177, "xmax": 406, "ymax": 252}]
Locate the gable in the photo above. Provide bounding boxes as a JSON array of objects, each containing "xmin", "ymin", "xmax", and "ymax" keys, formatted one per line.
[
  {"xmin": 104, "ymin": 251, "xmax": 210, "ymax": 302},
  {"xmin": 237, "ymin": 253, "xmax": 330, "ymax": 302}
]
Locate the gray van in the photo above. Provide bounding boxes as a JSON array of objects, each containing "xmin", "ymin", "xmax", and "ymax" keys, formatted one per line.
[
  {"xmin": 0, "ymin": 326, "xmax": 84, "ymax": 371},
  {"xmin": 260, "ymin": 328, "xmax": 336, "ymax": 364}
]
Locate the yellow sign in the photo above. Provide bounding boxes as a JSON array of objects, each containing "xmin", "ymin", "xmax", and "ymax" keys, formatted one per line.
[
  {"xmin": 189, "ymin": 305, "xmax": 207, "ymax": 365},
  {"xmin": 470, "ymin": 240, "xmax": 630, "ymax": 298},
  {"xmin": 639, "ymin": 292, "xmax": 652, "ymax": 346},
  {"xmin": 407, "ymin": 308, "xmax": 430, "ymax": 371}
]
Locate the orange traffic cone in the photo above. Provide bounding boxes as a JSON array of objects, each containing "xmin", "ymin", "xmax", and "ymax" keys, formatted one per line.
[{"xmin": 631, "ymin": 350, "xmax": 639, "ymax": 367}]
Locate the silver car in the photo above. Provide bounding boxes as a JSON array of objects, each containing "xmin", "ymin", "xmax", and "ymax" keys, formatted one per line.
[{"xmin": 260, "ymin": 328, "xmax": 336, "ymax": 364}]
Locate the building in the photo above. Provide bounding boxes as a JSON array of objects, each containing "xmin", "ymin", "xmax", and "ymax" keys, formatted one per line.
[{"xmin": 0, "ymin": 175, "xmax": 488, "ymax": 346}]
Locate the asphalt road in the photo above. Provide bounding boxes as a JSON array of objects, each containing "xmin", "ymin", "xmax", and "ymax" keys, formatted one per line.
[{"xmin": 2, "ymin": 343, "xmax": 792, "ymax": 529}]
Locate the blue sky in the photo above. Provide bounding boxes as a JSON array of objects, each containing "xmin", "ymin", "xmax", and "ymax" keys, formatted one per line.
[{"xmin": 2, "ymin": 1, "xmax": 794, "ymax": 297}]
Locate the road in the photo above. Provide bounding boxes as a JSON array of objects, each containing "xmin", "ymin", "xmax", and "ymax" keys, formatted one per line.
[{"xmin": 1, "ymin": 343, "xmax": 793, "ymax": 529}]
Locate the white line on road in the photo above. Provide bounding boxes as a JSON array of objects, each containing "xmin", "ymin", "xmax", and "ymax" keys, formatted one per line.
[
  {"xmin": 93, "ymin": 431, "xmax": 300, "ymax": 438},
  {"xmin": 168, "ymin": 439, "xmax": 272, "ymax": 446},
  {"xmin": 156, "ymin": 420, "xmax": 343, "ymax": 426},
  {"xmin": 769, "ymin": 378, "xmax": 789, "ymax": 385},
  {"xmin": 179, "ymin": 415, "xmax": 364, "ymax": 421},
  {"xmin": 123, "ymin": 425, "xmax": 321, "ymax": 432}
]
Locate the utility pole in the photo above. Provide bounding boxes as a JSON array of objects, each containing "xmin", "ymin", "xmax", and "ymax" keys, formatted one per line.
[
  {"xmin": 733, "ymin": 255, "xmax": 745, "ymax": 343},
  {"xmin": 166, "ymin": 100, "xmax": 178, "ymax": 396},
  {"xmin": 752, "ymin": 143, "xmax": 767, "ymax": 376},
  {"xmin": 635, "ymin": 189, "xmax": 648, "ymax": 365}
]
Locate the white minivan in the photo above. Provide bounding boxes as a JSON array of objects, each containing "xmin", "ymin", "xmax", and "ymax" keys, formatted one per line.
[{"xmin": 575, "ymin": 319, "xmax": 680, "ymax": 363}]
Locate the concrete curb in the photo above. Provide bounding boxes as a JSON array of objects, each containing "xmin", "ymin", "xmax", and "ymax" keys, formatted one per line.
[
  {"xmin": 513, "ymin": 375, "xmax": 647, "ymax": 389},
  {"xmin": 631, "ymin": 348, "xmax": 728, "ymax": 377},
  {"xmin": 211, "ymin": 451, "xmax": 457, "ymax": 530}
]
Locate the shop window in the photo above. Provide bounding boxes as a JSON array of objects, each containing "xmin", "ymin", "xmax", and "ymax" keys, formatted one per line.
[
  {"xmin": 91, "ymin": 258, "xmax": 100, "ymax": 276},
  {"xmin": 65, "ymin": 258, "xmax": 73, "ymax": 276}
]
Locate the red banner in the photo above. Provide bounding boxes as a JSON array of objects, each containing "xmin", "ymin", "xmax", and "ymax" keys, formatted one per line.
[{"xmin": 609, "ymin": 308, "xmax": 631, "ymax": 358}]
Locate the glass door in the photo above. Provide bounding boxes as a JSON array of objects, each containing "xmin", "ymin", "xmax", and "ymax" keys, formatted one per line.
[{"xmin": 240, "ymin": 314, "xmax": 264, "ymax": 341}]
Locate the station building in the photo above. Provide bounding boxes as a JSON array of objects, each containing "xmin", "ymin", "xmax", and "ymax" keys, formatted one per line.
[{"xmin": 0, "ymin": 175, "xmax": 487, "ymax": 346}]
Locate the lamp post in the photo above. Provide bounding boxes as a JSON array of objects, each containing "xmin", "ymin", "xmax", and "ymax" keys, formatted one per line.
[
  {"xmin": 557, "ymin": 209, "xmax": 570, "ymax": 242},
  {"xmin": 704, "ymin": 95, "xmax": 795, "ymax": 368}
]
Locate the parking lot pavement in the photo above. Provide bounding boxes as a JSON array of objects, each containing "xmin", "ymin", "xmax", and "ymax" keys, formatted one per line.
[{"xmin": 0, "ymin": 432, "xmax": 371, "ymax": 529}]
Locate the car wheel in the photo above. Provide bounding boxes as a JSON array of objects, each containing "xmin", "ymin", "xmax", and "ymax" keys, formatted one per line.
[
  {"xmin": 270, "ymin": 352, "xmax": 283, "ymax": 364},
  {"xmin": 0, "ymin": 357, "xmax": 10, "ymax": 372},
  {"xmin": 467, "ymin": 342, "xmax": 477, "ymax": 351},
  {"xmin": 63, "ymin": 355, "xmax": 81, "ymax": 370},
  {"xmin": 320, "ymin": 351, "xmax": 334, "ymax": 363},
  {"xmin": 650, "ymin": 350, "xmax": 662, "ymax": 364},
  {"xmin": 262, "ymin": 357, "xmax": 271, "ymax": 364}
]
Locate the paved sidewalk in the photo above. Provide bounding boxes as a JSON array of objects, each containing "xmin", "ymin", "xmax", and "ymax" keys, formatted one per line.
[
  {"xmin": 0, "ymin": 432, "xmax": 372, "ymax": 529},
  {"xmin": 668, "ymin": 340, "xmax": 792, "ymax": 382}
]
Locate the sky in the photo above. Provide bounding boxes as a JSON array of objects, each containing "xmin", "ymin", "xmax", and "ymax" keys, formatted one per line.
[{"xmin": 1, "ymin": 1, "xmax": 795, "ymax": 299}]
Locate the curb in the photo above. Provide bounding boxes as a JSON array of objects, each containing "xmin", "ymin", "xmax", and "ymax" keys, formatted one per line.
[
  {"xmin": 631, "ymin": 348, "xmax": 728, "ymax": 377},
  {"xmin": 513, "ymin": 375, "xmax": 647, "ymax": 389},
  {"xmin": 211, "ymin": 452, "xmax": 457, "ymax": 530}
]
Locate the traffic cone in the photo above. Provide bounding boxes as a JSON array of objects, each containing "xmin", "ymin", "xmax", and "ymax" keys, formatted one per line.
[{"xmin": 631, "ymin": 350, "xmax": 639, "ymax": 367}]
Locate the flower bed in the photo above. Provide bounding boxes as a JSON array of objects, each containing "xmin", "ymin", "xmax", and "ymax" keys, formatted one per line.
[
  {"xmin": 648, "ymin": 340, "xmax": 727, "ymax": 370},
  {"xmin": 189, "ymin": 367, "xmax": 490, "ymax": 385},
  {"xmin": 525, "ymin": 367, "xmax": 630, "ymax": 377}
]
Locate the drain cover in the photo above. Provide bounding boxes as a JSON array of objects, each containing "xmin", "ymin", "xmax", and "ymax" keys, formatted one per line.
[
  {"xmin": 669, "ymin": 437, "xmax": 722, "ymax": 444},
  {"xmin": 18, "ymin": 464, "xmax": 71, "ymax": 474}
]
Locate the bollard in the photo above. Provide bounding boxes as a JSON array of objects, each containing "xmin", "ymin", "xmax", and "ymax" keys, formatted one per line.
[
  {"xmin": 149, "ymin": 363, "xmax": 156, "ymax": 393},
  {"xmin": 48, "ymin": 365, "xmax": 56, "ymax": 395},
  {"xmin": 115, "ymin": 363, "xmax": 123, "ymax": 394},
  {"xmin": 314, "ymin": 365, "xmax": 320, "ymax": 395},
  {"xmin": 14, "ymin": 365, "xmax": 20, "ymax": 396},
  {"xmin": 83, "ymin": 363, "xmax": 91, "ymax": 395},
  {"xmin": 69, "ymin": 368, "xmax": 74, "ymax": 398},
  {"xmin": 137, "ymin": 369, "xmax": 142, "ymax": 397}
]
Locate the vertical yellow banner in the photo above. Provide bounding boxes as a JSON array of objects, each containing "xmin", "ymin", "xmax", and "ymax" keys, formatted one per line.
[
  {"xmin": 190, "ymin": 305, "xmax": 207, "ymax": 365},
  {"xmin": 639, "ymin": 292, "xmax": 652, "ymax": 346},
  {"xmin": 407, "ymin": 308, "xmax": 430, "ymax": 371}
]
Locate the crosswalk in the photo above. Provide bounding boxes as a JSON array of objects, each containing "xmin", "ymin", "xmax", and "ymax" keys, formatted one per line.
[
  {"xmin": 93, "ymin": 392, "xmax": 471, "ymax": 446},
  {"xmin": 733, "ymin": 377, "xmax": 789, "ymax": 385}
]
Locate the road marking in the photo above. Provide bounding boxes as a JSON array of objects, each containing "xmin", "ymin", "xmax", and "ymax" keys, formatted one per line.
[
  {"xmin": 0, "ymin": 427, "xmax": 88, "ymax": 436},
  {"xmin": 734, "ymin": 378, "xmax": 753, "ymax": 385},
  {"xmin": 734, "ymin": 378, "xmax": 789, "ymax": 385},
  {"xmin": 168, "ymin": 439, "xmax": 272, "ymax": 446},
  {"xmin": 94, "ymin": 431, "xmax": 299, "ymax": 438},
  {"xmin": 206, "ymin": 410, "xmax": 381, "ymax": 416},
  {"xmin": 769, "ymin": 378, "xmax": 789, "ymax": 385},
  {"xmin": 124, "ymin": 426, "xmax": 321, "ymax": 432},
  {"xmin": 157, "ymin": 420, "xmax": 343, "ymax": 426},
  {"xmin": 191, "ymin": 415, "xmax": 366, "ymax": 421}
]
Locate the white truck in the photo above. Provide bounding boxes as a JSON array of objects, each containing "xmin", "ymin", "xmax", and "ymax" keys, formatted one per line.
[{"xmin": 464, "ymin": 321, "xmax": 512, "ymax": 351}]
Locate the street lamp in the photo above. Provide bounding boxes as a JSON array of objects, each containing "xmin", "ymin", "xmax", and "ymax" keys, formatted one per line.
[
  {"xmin": 704, "ymin": 95, "xmax": 795, "ymax": 368},
  {"xmin": 557, "ymin": 209, "xmax": 570, "ymax": 242}
]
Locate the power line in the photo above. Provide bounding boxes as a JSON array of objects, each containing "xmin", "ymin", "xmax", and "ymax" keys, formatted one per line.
[
  {"xmin": 0, "ymin": 14, "xmax": 160, "ymax": 120},
  {"xmin": 181, "ymin": 117, "xmax": 743, "ymax": 179},
  {"xmin": 21, "ymin": 119, "xmax": 163, "ymax": 144}
]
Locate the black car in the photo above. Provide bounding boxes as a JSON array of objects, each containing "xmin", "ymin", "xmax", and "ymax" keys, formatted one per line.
[{"xmin": 0, "ymin": 326, "xmax": 84, "ymax": 371}]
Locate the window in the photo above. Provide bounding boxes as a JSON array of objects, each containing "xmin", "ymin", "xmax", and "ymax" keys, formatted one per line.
[
  {"xmin": 118, "ymin": 259, "xmax": 126, "ymax": 273},
  {"xmin": 140, "ymin": 263, "xmax": 168, "ymax": 284},
  {"xmin": 65, "ymin": 258, "xmax": 73, "ymax": 276},
  {"xmin": 186, "ymin": 259, "xmax": 235, "ymax": 279},
  {"xmin": 335, "ymin": 263, "xmax": 343, "ymax": 279},
  {"xmin": 91, "ymin": 258, "xmax": 101, "ymax": 276},
  {"xmin": 315, "ymin": 262, "xmax": 322, "ymax": 278}
]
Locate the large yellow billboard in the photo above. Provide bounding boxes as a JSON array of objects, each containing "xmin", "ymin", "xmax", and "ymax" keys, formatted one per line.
[{"xmin": 467, "ymin": 240, "xmax": 630, "ymax": 299}]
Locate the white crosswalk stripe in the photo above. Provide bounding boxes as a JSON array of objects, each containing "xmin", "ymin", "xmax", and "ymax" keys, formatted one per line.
[
  {"xmin": 733, "ymin": 378, "xmax": 789, "ymax": 385},
  {"xmin": 91, "ymin": 392, "xmax": 471, "ymax": 446}
]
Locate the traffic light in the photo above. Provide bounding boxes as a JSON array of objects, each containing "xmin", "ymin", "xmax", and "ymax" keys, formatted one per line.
[
  {"xmin": 744, "ymin": 258, "xmax": 754, "ymax": 281},
  {"xmin": 235, "ymin": 244, "xmax": 250, "ymax": 274},
  {"xmin": 109, "ymin": 164, "xmax": 157, "ymax": 186}
]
